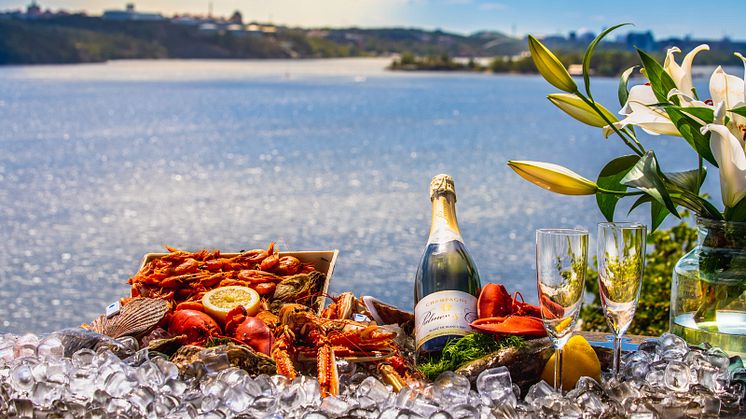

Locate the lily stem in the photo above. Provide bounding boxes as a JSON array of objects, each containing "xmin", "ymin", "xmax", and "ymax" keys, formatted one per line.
[
  {"xmin": 576, "ymin": 92, "xmax": 645, "ymax": 156},
  {"xmin": 597, "ymin": 188, "xmax": 644, "ymax": 196}
]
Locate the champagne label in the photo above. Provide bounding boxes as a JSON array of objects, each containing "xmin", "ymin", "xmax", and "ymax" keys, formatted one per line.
[{"xmin": 414, "ymin": 290, "xmax": 477, "ymax": 349}]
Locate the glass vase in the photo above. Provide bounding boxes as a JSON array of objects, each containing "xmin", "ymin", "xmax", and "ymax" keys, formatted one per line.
[{"xmin": 671, "ymin": 218, "xmax": 746, "ymax": 356}]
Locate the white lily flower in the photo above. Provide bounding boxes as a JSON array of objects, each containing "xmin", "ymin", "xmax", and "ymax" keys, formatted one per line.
[
  {"xmin": 710, "ymin": 55, "xmax": 746, "ymax": 141},
  {"xmin": 610, "ymin": 44, "xmax": 710, "ymax": 137},
  {"xmin": 664, "ymin": 44, "xmax": 710, "ymax": 97},
  {"xmin": 614, "ymin": 84, "xmax": 681, "ymax": 136},
  {"xmin": 701, "ymin": 123, "xmax": 746, "ymax": 208}
]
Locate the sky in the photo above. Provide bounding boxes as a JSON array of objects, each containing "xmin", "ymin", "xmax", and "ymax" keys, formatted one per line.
[{"xmin": 1, "ymin": 0, "xmax": 743, "ymax": 40}]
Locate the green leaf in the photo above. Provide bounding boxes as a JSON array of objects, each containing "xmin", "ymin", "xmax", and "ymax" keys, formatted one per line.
[
  {"xmin": 665, "ymin": 168, "xmax": 706, "ymax": 194},
  {"xmin": 618, "ymin": 66, "xmax": 637, "ymax": 107},
  {"xmin": 637, "ymin": 49, "xmax": 679, "ymax": 105},
  {"xmin": 622, "ymin": 150, "xmax": 679, "ymax": 217},
  {"xmin": 582, "ymin": 23, "xmax": 631, "ymax": 98},
  {"xmin": 725, "ymin": 198, "xmax": 746, "ymax": 222},
  {"xmin": 665, "ymin": 107, "xmax": 718, "ymax": 166},
  {"xmin": 677, "ymin": 106, "xmax": 714, "ymax": 123},
  {"xmin": 729, "ymin": 105, "xmax": 746, "ymax": 118},
  {"xmin": 596, "ymin": 155, "xmax": 639, "ymax": 221},
  {"xmin": 628, "ymin": 195, "xmax": 669, "ymax": 232}
]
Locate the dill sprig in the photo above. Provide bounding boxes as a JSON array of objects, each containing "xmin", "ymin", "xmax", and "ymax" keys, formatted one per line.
[{"xmin": 417, "ymin": 333, "xmax": 525, "ymax": 380}]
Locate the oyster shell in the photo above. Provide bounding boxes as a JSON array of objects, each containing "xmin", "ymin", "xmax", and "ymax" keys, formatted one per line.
[
  {"xmin": 53, "ymin": 328, "xmax": 138, "ymax": 358},
  {"xmin": 271, "ymin": 271, "xmax": 325, "ymax": 312},
  {"xmin": 171, "ymin": 343, "xmax": 277, "ymax": 376},
  {"xmin": 360, "ymin": 296, "xmax": 415, "ymax": 335},
  {"xmin": 455, "ymin": 337, "xmax": 553, "ymax": 394},
  {"xmin": 88, "ymin": 298, "xmax": 169, "ymax": 339}
]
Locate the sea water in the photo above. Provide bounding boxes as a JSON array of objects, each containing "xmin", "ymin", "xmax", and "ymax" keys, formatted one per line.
[{"xmin": 0, "ymin": 58, "xmax": 721, "ymax": 333}]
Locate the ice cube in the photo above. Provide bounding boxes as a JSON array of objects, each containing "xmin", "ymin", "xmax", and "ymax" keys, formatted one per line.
[
  {"xmin": 150, "ymin": 393, "xmax": 179, "ymax": 416},
  {"xmin": 320, "ymin": 396, "xmax": 350, "ymax": 416},
  {"xmin": 71, "ymin": 348, "xmax": 96, "ymax": 368},
  {"xmin": 432, "ymin": 371, "xmax": 470, "ymax": 404},
  {"xmin": 13, "ymin": 334, "xmax": 39, "ymax": 359},
  {"xmin": 524, "ymin": 380, "xmax": 557, "ymax": 405},
  {"xmin": 293, "ymin": 375, "xmax": 321, "ymax": 407},
  {"xmin": 136, "ymin": 360, "xmax": 165, "ymax": 389},
  {"xmin": 279, "ymin": 382, "xmax": 306, "ymax": 412},
  {"xmin": 224, "ymin": 386, "xmax": 253, "ymax": 413},
  {"xmin": 162, "ymin": 377, "xmax": 188, "ymax": 397},
  {"xmin": 104, "ymin": 370, "xmax": 134, "ymax": 398},
  {"xmin": 152, "ymin": 356, "xmax": 179, "ymax": 381},
  {"xmin": 378, "ymin": 406, "xmax": 402, "ymax": 419},
  {"xmin": 36, "ymin": 336, "xmax": 64, "ymax": 360},
  {"xmin": 129, "ymin": 386, "xmax": 156, "ymax": 414},
  {"xmin": 446, "ymin": 403, "xmax": 480, "ymax": 418},
  {"xmin": 476, "ymin": 366, "xmax": 515, "ymax": 407},
  {"xmin": 247, "ymin": 395, "xmax": 278, "ymax": 416},
  {"xmin": 698, "ymin": 365, "xmax": 728, "ymax": 393},
  {"xmin": 705, "ymin": 348, "xmax": 730, "ymax": 371},
  {"xmin": 30, "ymin": 381, "xmax": 62, "ymax": 407},
  {"xmin": 664, "ymin": 361, "xmax": 692, "ymax": 392},
  {"xmin": 200, "ymin": 351, "xmax": 231, "ymax": 375},
  {"xmin": 355, "ymin": 376, "xmax": 390, "ymax": 404},
  {"xmin": 216, "ymin": 367, "xmax": 248, "ymax": 387},
  {"xmin": 347, "ymin": 407, "xmax": 379, "ymax": 419},
  {"xmin": 68, "ymin": 368, "xmax": 96, "ymax": 399},
  {"xmin": 255, "ymin": 374, "xmax": 277, "ymax": 397},
  {"xmin": 10, "ymin": 361, "xmax": 36, "ymax": 392}
]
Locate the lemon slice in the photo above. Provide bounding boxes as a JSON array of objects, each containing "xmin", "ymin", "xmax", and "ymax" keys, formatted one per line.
[{"xmin": 202, "ymin": 286, "xmax": 261, "ymax": 323}]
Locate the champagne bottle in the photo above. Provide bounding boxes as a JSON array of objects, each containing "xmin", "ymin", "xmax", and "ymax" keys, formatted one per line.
[{"xmin": 414, "ymin": 174, "xmax": 481, "ymax": 363}]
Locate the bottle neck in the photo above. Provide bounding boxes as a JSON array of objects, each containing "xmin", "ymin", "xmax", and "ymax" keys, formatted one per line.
[{"xmin": 428, "ymin": 193, "xmax": 463, "ymax": 244}]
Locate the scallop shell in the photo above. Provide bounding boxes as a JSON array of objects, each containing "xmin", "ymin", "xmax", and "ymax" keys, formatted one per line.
[{"xmin": 92, "ymin": 298, "xmax": 169, "ymax": 339}]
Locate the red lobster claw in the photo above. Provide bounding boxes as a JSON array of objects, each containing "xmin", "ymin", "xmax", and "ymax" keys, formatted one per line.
[
  {"xmin": 470, "ymin": 316, "xmax": 547, "ymax": 337},
  {"xmin": 477, "ymin": 283, "xmax": 514, "ymax": 318}
]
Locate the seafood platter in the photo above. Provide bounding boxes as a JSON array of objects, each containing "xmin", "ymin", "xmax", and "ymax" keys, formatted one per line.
[{"xmin": 0, "ymin": 243, "xmax": 745, "ymax": 418}]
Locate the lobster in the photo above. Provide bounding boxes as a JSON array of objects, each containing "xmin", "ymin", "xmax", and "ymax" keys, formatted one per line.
[{"xmin": 469, "ymin": 283, "xmax": 547, "ymax": 337}]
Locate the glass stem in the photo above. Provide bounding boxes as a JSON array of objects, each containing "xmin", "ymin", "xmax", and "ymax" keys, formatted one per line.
[
  {"xmin": 554, "ymin": 347, "xmax": 563, "ymax": 392},
  {"xmin": 613, "ymin": 334, "xmax": 622, "ymax": 378}
]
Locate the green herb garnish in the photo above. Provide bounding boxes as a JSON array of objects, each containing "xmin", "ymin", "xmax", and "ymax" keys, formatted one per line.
[
  {"xmin": 417, "ymin": 333, "xmax": 525, "ymax": 380},
  {"xmin": 205, "ymin": 337, "xmax": 233, "ymax": 348}
]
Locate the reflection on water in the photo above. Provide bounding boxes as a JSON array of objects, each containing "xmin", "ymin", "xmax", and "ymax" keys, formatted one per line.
[{"xmin": 0, "ymin": 59, "xmax": 719, "ymax": 333}]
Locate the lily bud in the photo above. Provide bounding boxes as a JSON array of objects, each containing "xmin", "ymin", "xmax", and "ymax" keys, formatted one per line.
[
  {"xmin": 508, "ymin": 160, "xmax": 598, "ymax": 195},
  {"xmin": 547, "ymin": 94, "xmax": 618, "ymax": 128},
  {"xmin": 528, "ymin": 35, "xmax": 577, "ymax": 93}
]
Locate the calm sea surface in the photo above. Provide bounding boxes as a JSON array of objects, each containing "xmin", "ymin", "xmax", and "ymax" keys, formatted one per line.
[{"xmin": 0, "ymin": 58, "xmax": 718, "ymax": 333}]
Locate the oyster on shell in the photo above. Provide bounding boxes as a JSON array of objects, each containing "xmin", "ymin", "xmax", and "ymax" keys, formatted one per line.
[
  {"xmin": 171, "ymin": 343, "xmax": 276, "ymax": 376},
  {"xmin": 271, "ymin": 271, "xmax": 325, "ymax": 312}
]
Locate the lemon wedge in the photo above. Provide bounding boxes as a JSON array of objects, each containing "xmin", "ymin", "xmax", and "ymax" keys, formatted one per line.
[
  {"xmin": 202, "ymin": 286, "xmax": 261, "ymax": 323},
  {"xmin": 541, "ymin": 335, "xmax": 601, "ymax": 392}
]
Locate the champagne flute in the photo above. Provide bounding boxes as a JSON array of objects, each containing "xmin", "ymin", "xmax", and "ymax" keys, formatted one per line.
[
  {"xmin": 597, "ymin": 222, "xmax": 646, "ymax": 378},
  {"xmin": 536, "ymin": 228, "xmax": 588, "ymax": 392}
]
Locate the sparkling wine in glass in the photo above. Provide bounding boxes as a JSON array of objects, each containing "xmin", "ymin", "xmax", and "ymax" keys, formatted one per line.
[
  {"xmin": 536, "ymin": 228, "xmax": 588, "ymax": 392},
  {"xmin": 597, "ymin": 221, "xmax": 646, "ymax": 377}
]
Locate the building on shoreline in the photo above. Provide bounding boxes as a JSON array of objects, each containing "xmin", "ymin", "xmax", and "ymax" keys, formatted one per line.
[{"xmin": 103, "ymin": 3, "xmax": 163, "ymax": 21}]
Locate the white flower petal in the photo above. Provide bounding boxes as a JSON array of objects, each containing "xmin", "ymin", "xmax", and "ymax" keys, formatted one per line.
[
  {"xmin": 709, "ymin": 66, "xmax": 744, "ymax": 110},
  {"xmin": 679, "ymin": 44, "xmax": 709, "ymax": 95},
  {"xmin": 703, "ymin": 124, "xmax": 746, "ymax": 207},
  {"xmin": 620, "ymin": 84, "xmax": 658, "ymax": 115}
]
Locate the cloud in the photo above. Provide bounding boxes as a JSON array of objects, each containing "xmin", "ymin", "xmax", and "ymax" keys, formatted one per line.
[{"xmin": 478, "ymin": 2, "xmax": 506, "ymax": 11}]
